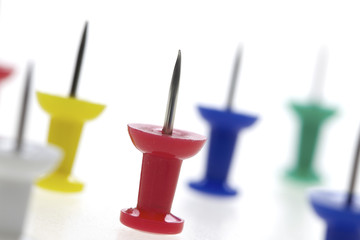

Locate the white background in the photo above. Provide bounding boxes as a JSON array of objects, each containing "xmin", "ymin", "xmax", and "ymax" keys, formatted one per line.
[{"xmin": 0, "ymin": 0, "xmax": 360, "ymax": 239}]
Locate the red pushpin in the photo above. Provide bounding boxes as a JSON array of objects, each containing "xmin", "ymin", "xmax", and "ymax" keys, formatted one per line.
[
  {"xmin": 0, "ymin": 65, "xmax": 13, "ymax": 82},
  {"xmin": 120, "ymin": 51, "xmax": 206, "ymax": 234}
]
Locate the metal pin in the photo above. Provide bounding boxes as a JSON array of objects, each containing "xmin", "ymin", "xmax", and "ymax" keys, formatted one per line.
[
  {"xmin": 346, "ymin": 126, "xmax": 360, "ymax": 207},
  {"xmin": 69, "ymin": 21, "xmax": 88, "ymax": 98},
  {"xmin": 15, "ymin": 63, "xmax": 33, "ymax": 152},
  {"xmin": 310, "ymin": 47, "xmax": 328, "ymax": 102},
  {"xmin": 162, "ymin": 50, "xmax": 181, "ymax": 135},
  {"xmin": 226, "ymin": 46, "xmax": 243, "ymax": 110}
]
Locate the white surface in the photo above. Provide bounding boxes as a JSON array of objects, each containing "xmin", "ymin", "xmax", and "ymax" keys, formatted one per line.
[{"xmin": 0, "ymin": 0, "xmax": 360, "ymax": 239}]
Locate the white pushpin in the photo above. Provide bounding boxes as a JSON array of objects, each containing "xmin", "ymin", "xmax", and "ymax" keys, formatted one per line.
[{"xmin": 0, "ymin": 64, "xmax": 61, "ymax": 240}]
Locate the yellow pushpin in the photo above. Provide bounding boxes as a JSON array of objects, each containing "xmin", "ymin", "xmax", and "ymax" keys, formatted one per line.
[{"xmin": 37, "ymin": 22, "xmax": 105, "ymax": 193}]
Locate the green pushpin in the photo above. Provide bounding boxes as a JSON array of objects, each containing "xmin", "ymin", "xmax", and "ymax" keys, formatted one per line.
[{"xmin": 286, "ymin": 48, "xmax": 336, "ymax": 183}]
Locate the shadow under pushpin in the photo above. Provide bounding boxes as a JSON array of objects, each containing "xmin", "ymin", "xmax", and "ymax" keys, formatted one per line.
[
  {"xmin": 36, "ymin": 22, "xmax": 105, "ymax": 193},
  {"xmin": 286, "ymin": 49, "xmax": 336, "ymax": 183},
  {"xmin": 189, "ymin": 47, "xmax": 258, "ymax": 197},
  {"xmin": 309, "ymin": 123, "xmax": 360, "ymax": 240}
]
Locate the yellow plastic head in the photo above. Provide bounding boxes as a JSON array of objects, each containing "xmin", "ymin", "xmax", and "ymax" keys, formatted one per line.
[{"xmin": 37, "ymin": 92, "xmax": 105, "ymax": 121}]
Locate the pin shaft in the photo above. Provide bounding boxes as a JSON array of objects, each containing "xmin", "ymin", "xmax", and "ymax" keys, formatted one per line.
[
  {"xmin": 15, "ymin": 64, "xmax": 32, "ymax": 152},
  {"xmin": 346, "ymin": 127, "xmax": 360, "ymax": 206},
  {"xmin": 162, "ymin": 50, "xmax": 181, "ymax": 135},
  {"xmin": 226, "ymin": 46, "xmax": 243, "ymax": 110},
  {"xmin": 69, "ymin": 22, "xmax": 88, "ymax": 98},
  {"xmin": 310, "ymin": 48, "xmax": 328, "ymax": 102}
]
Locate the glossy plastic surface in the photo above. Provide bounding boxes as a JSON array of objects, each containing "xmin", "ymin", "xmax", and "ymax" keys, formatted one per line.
[
  {"xmin": 0, "ymin": 139, "xmax": 61, "ymax": 240},
  {"xmin": 189, "ymin": 106, "xmax": 257, "ymax": 196},
  {"xmin": 286, "ymin": 102, "xmax": 336, "ymax": 183},
  {"xmin": 36, "ymin": 92, "xmax": 105, "ymax": 192},
  {"xmin": 120, "ymin": 123, "xmax": 206, "ymax": 234},
  {"xmin": 309, "ymin": 190, "xmax": 360, "ymax": 240}
]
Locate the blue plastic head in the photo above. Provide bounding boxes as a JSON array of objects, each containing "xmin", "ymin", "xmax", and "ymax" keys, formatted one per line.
[
  {"xmin": 189, "ymin": 106, "xmax": 258, "ymax": 197},
  {"xmin": 310, "ymin": 190, "xmax": 360, "ymax": 240}
]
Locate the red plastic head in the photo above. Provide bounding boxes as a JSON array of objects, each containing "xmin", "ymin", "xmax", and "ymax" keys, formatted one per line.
[
  {"xmin": 0, "ymin": 66, "xmax": 13, "ymax": 82},
  {"xmin": 128, "ymin": 123, "xmax": 206, "ymax": 159}
]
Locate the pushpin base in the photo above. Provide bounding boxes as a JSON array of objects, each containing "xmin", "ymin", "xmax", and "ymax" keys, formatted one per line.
[
  {"xmin": 189, "ymin": 179, "xmax": 237, "ymax": 196},
  {"xmin": 120, "ymin": 208, "xmax": 184, "ymax": 234},
  {"xmin": 37, "ymin": 173, "xmax": 84, "ymax": 193},
  {"xmin": 285, "ymin": 169, "xmax": 320, "ymax": 183}
]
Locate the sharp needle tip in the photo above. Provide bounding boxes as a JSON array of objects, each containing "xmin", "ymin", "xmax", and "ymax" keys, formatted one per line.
[
  {"xmin": 162, "ymin": 51, "xmax": 182, "ymax": 135},
  {"xmin": 226, "ymin": 46, "xmax": 243, "ymax": 109},
  {"xmin": 15, "ymin": 63, "xmax": 33, "ymax": 152},
  {"xmin": 69, "ymin": 23, "xmax": 88, "ymax": 98}
]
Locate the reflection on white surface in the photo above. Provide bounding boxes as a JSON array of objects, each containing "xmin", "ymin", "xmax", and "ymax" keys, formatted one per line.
[
  {"xmin": 271, "ymin": 181, "xmax": 323, "ymax": 240},
  {"xmin": 181, "ymin": 191, "xmax": 240, "ymax": 240},
  {"xmin": 25, "ymin": 173, "xmax": 326, "ymax": 240},
  {"xmin": 118, "ymin": 229, "xmax": 182, "ymax": 240}
]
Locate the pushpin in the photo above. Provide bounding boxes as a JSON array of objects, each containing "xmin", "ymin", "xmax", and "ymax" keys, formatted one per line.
[
  {"xmin": 0, "ymin": 65, "xmax": 61, "ymax": 240},
  {"xmin": 309, "ymin": 125, "xmax": 360, "ymax": 240},
  {"xmin": 36, "ymin": 22, "xmax": 105, "ymax": 193},
  {"xmin": 0, "ymin": 7, "xmax": 13, "ymax": 82},
  {"xmin": 0, "ymin": 65, "xmax": 12, "ymax": 81},
  {"xmin": 286, "ymin": 49, "xmax": 336, "ymax": 183},
  {"xmin": 120, "ymin": 51, "xmax": 206, "ymax": 234},
  {"xmin": 189, "ymin": 47, "xmax": 258, "ymax": 197}
]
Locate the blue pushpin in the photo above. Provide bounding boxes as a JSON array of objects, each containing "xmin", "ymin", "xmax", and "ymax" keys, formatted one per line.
[
  {"xmin": 189, "ymin": 47, "xmax": 258, "ymax": 196},
  {"xmin": 309, "ymin": 126, "xmax": 360, "ymax": 240}
]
